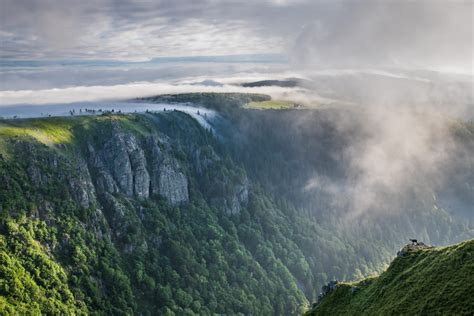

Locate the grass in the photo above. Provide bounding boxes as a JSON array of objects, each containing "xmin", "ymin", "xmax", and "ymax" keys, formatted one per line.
[
  {"xmin": 0, "ymin": 118, "xmax": 76, "ymax": 145},
  {"xmin": 305, "ymin": 239, "xmax": 474, "ymax": 315},
  {"xmin": 0, "ymin": 113, "xmax": 168, "ymax": 160},
  {"xmin": 0, "ymin": 117, "xmax": 78, "ymax": 158},
  {"xmin": 0, "ymin": 115, "xmax": 136, "ymax": 158},
  {"xmin": 0, "ymin": 120, "xmax": 73, "ymax": 159},
  {"xmin": 243, "ymin": 100, "xmax": 297, "ymax": 110}
]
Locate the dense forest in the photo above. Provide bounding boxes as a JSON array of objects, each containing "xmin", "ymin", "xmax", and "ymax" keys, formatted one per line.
[{"xmin": 0, "ymin": 93, "xmax": 473, "ymax": 314}]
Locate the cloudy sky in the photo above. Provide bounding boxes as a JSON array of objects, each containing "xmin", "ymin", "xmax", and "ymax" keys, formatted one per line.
[{"xmin": 0, "ymin": 0, "xmax": 472, "ymax": 72}]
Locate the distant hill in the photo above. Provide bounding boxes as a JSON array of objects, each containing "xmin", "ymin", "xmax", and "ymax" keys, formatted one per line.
[
  {"xmin": 241, "ymin": 78, "xmax": 307, "ymax": 88},
  {"xmin": 305, "ymin": 239, "xmax": 474, "ymax": 315}
]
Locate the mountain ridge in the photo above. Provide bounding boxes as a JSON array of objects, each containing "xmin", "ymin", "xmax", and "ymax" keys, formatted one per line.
[
  {"xmin": 305, "ymin": 238, "xmax": 474, "ymax": 315},
  {"xmin": 0, "ymin": 96, "xmax": 472, "ymax": 314}
]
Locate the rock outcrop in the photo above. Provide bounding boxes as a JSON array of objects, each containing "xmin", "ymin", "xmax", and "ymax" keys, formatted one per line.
[
  {"xmin": 396, "ymin": 241, "xmax": 433, "ymax": 257},
  {"xmin": 86, "ymin": 125, "xmax": 155, "ymax": 200},
  {"xmin": 67, "ymin": 156, "xmax": 96, "ymax": 208},
  {"xmin": 227, "ymin": 177, "xmax": 249, "ymax": 215},
  {"xmin": 82, "ymin": 126, "xmax": 189, "ymax": 206},
  {"xmin": 149, "ymin": 136, "xmax": 189, "ymax": 205},
  {"xmin": 155, "ymin": 157, "xmax": 188, "ymax": 205},
  {"xmin": 101, "ymin": 129, "xmax": 135, "ymax": 196}
]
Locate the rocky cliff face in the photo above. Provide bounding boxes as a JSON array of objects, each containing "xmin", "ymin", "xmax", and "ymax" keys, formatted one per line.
[
  {"xmin": 148, "ymin": 136, "xmax": 188, "ymax": 205},
  {"xmin": 67, "ymin": 156, "xmax": 97, "ymax": 208},
  {"xmin": 2, "ymin": 106, "xmax": 473, "ymax": 316},
  {"xmin": 81, "ymin": 122, "xmax": 189, "ymax": 207},
  {"xmin": 14, "ymin": 114, "xmax": 251, "ymax": 219}
]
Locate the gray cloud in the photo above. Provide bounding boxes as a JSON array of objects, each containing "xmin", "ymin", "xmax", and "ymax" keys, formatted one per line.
[
  {"xmin": 0, "ymin": 0, "xmax": 299, "ymax": 60},
  {"xmin": 3, "ymin": 0, "xmax": 470, "ymax": 72},
  {"xmin": 292, "ymin": 0, "xmax": 473, "ymax": 72}
]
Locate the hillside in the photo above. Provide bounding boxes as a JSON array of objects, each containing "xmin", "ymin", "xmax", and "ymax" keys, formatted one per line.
[
  {"xmin": 0, "ymin": 111, "xmax": 362, "ymax": 315},
  {"xmin": 0, "ymin": 94, "xmax": 473, "ymax": 314},
  {"xmin": 305, "ymin": 239, "xmax": 474, "ymax": 315}
]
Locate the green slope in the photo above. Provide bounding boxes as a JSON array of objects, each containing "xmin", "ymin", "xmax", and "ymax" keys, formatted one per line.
[
  {"xmin": 305, "ymin": 239, "xmax": 474, "ymax": 315},
  {"xmin": 0, "ymin": 96, "xmax": 473, "ymax": 314}
]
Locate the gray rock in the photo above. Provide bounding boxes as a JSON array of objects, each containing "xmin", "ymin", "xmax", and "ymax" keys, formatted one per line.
[
  {"xmin": 149, "ymin": 136, "xmax": 189, "ymax": 205},
  {"xmin": 95, "ymin": 170, "xmax": 119, "ymax": 195},
  {"xmin": 225, "ymin": 177, "xmax": 249, "ymax": 215},
  {"xmin": 102, "ymin": 193, "xmax": 127, "ymax": 238},
  {"xmin": 122, "ymin": 133, "xmax": 150, "ymax": 198},
  {"xmin": 397, "ymin": 241, "xmax": 433, "ymax": 257},
  {"xmin": 68, "ymin": 157, "xmax": 96, "ymax": 208},
  {"xmin": 129, "ymin": 148, "xmax": 150, "ymax": 199},
  {"xmin": 157, "ymin": 157, "xmax": 189, "ymax": 205},
  {"xmin": 89, "ymin": 126, "xmax": 151, "ymax": 199},
  {"xmin": 103, "ymin": 133, "xmax": 134, "ymax": 196}
]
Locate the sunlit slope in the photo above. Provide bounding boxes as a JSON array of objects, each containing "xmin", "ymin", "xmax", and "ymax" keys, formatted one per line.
[{"xmin": 305, "ymin": 239, "xmax": 474, "ymax": 315}]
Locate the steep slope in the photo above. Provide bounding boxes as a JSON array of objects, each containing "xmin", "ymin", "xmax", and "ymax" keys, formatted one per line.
[
  {"xmin": 0, "ymin": 112, "xmax": 306, "ymax": 314},
  {"xmin": 142, "ymin": 93, "xmax": 474, "ymax": 297},
  {"xmin": 0, "ymin": 111, "xmax": 366, "ymax": 315},
  {"xmin": 0, "ymin": 95, "xmax": 473, "ymax": 315},
  {"xmin": 305, "ymin": 239, "xmax": 474, "ymax": 315}
]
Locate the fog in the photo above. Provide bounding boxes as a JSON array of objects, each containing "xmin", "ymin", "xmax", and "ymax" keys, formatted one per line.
[
  {"xmin": 1, "ymin": 0, "xmax": 473, "ymax": 222},
  {"xmin": 298, "ymin": 72, "xmax": 473, "ymax": 221},
  {"xmin": 291, "ymin": 0, "xmax": 473, "ymax": 73},
  {"xmin": 285, "ymin": 0, "xmax": 473, "ymax": 220}
]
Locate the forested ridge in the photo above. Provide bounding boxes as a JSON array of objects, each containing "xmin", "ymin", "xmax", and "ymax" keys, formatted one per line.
[{"xmin": 0, "ymin": 93, "xmax": 472, "ymax": 314}]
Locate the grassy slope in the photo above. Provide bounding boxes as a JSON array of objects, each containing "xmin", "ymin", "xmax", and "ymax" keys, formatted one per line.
[
  {"xmin": 0, "ymin": 115, "xmax": 147, "ymax": 156},
  {"xmin": 306, "ymin": 239, "xmax": 474, "ymax": 315},
  {"xmin": 243, "ymin": 100, "xmax": 296, "ymax": 109}
]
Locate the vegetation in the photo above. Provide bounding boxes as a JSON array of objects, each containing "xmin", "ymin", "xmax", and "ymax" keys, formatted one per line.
[
  {"xmin": 0, "ymin": 112, "xmax": 312, "ymax": 314},
  {"xmin": 137, "ymin": 92, "xmax": 270, "ymax": 114},
  {"xmin": 243, "ymin": 100, "xmax": 297, "ymax": 110},
  {"xmin": 305, "ymin": 239, "xmax": 474, "ymax": 315},
  {"xmin": 0, "ymin": 94, "xmax": 472, "ymax": 314}
]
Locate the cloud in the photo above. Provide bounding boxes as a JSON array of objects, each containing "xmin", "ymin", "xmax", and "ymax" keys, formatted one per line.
[
  {"xmin": 0, "ymin": 79, "xmax": 314, "ymax": 106},
  {"xmin": 0, "ymin": 61, "xmax": 292, "ymax": 90},
  {"xmin": 0, "ymin": 0, "xmax": 292, "ymax": 60},
  {"xmin": 292, "ymin": 0, "xmax": 473, "ymax": 72},
  {"xmin": 2, "ymin": 0, "xmax": 471, "ymax": 73}
]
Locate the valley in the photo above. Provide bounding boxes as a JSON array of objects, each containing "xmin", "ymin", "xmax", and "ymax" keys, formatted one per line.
[{"xmin": 0, "ymin": 93, "xmax": 472, "ymax": 314}]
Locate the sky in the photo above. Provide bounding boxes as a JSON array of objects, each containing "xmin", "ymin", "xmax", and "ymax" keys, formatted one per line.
[
  {"xmin": 0, "ymin": 0, "xmax": 472, "ymax": 105},
  {"xmin": 0, "ymin": 0, "xmax": 472, "ymax": 72},
  {"xmin": 0, "ymin": 0, "xmax": 473, "ymax": 220}
]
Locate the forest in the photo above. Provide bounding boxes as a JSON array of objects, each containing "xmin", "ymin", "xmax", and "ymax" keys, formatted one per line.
[{"xmin": 0, "ymin": 93, "xmax": 473, "ymax": 314}]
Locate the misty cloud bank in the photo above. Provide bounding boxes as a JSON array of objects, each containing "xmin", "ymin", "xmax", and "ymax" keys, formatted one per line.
[
  {"xmin": 292, "ymin": 0, "xmax": 473, "ymax": 73},
  {"xmin": 0, "ymin": 0, "xmax": 472, "ymax": 222}
]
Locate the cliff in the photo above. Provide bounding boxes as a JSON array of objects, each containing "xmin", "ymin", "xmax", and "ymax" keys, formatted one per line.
[{"xmin": 0, "ymin": 97, "xmax": 472, "ymax": 315}]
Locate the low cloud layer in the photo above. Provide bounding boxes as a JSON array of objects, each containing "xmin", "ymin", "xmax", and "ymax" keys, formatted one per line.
[
  {"xmin": 1, "ymin": 0, "xmax": 472, "ymax": 223},
  {"xmin": 0, "ymin": 80, "xmax": 313, "ymax": 106}
]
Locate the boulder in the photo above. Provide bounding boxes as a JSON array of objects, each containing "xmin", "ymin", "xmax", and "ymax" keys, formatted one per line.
[{"xmin": 397, "ymin": 241, "xmax": 433, "ymax": 257}]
